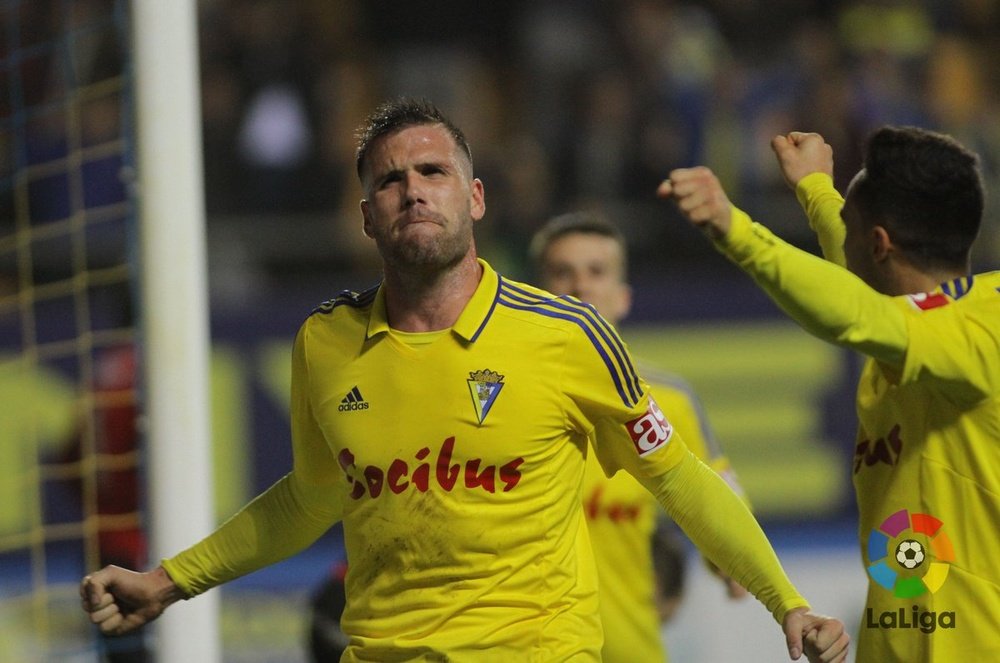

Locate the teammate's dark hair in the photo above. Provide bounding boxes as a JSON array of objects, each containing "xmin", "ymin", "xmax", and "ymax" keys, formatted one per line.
[
  {"xmin": 529, "ymin": 210, "xmax": 629, "ymax": 278},
  {"xmin": 355, "ymin": 98, "xmax": 472, "ymax": 180},
  {"xmin": 852, "ymin": 126, "xmax": 983, "ymax": 270}
]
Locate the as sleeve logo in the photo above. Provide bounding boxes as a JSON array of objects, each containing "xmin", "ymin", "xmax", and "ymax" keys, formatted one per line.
[{"xmin": 625, "ymin": 396, "xmax": 673, "ymax": 457}]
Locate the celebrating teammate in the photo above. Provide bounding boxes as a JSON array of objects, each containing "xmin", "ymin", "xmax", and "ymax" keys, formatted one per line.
[
  {"xmin": 660, "ymin": 126, "xmax": 1000, "ymax": 662},
  {"xmin": 530, "ymin": 211, "xmax": 748, "ymax": 661},
  {"xmin": 80, "ymin": 99, "xmax": 848, "ymax": 662}
]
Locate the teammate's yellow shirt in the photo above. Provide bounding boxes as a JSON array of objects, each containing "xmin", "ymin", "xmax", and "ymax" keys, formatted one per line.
[
  {"xmin": 583, "ymin": 371, "xmax": 741, "ymax": 663},
  {"xmin": 716, "ymin": 175, "xmax": 1000, "ymax": 662},
  {"xmin": 163, "ymin": 260, "xmax": 807, "ymax": 661}
]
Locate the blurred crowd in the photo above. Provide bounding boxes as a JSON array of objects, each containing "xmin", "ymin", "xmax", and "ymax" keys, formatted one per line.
[
  {"xmin": 195, "ymin": 0, "xmax": 1000, "ymax": 286},
  {"xmin": 5, "ymin": 0, "xmax": 1000, "ymax": 298}
]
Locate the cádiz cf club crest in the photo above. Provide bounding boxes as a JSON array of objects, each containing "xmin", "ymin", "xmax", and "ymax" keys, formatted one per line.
[{"xmin": 467, "ymin": 369, "xmax": 504, "ymax": 425}]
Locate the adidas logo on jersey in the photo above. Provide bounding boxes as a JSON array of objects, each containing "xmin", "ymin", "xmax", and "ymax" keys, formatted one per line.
[{"xmin": 338, "ymin": 386, "xmax": 369, "ymax": 411}]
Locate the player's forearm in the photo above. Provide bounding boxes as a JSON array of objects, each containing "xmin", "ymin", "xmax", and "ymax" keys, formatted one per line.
[
  {"xmin": 795, "ymin": 173, "xmax": 847, "ymax": 267},
  {"xmin": 646, "ymin": 450, "xmax": 808, "ymax": 623},
  {"xmin": 715, "ymin": 208, "xmax": 908, "ymax": 365},
  {"xmin": 162, "ymin": 472, "xmax": 339, "ymax": 596},
  {"xmin": 708, "ymin": 456, "xmax": 751, "ymax": 508}
]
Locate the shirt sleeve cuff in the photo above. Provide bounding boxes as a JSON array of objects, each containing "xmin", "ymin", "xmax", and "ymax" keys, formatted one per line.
[
  {"xmin": 713, "ymin": 206, "xmax": 767, "ymax": 263},
  {"xmin": 795, "ymin": 172, "xmax": 836, "ymax": 209},
  {"xmin": 160, "ymin": 557, "xmax": 198, "ymax": 598}
]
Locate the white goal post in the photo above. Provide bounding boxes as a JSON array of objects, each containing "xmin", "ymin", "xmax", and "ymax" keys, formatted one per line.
[{"xmin": 131, "ymin": 1, "xmax": 221, "ymax": 661}]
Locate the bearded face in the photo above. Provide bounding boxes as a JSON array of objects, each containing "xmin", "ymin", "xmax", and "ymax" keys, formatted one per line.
[{"xmin": 360, "ymin": 124, "xmax": 485, "ymax": 274}]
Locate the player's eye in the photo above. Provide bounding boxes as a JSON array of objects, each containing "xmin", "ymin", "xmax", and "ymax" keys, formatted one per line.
[
  {"xmin": 420, "ymin": 164, "xmax": 446, "ymax": 176},
  {"xmin": 378, "ymin": 172, "xmax": 402, "ymax": 188}
]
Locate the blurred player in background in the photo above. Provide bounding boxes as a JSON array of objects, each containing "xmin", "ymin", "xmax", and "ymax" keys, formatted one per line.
[
  {"xmin": 81, "ymin": 98, "xmax": 848, "ymax": 662},
  {"xmin": 530, "ymin": 211, "xmax": 748, "ymax": 661},
  {"xmin": 307, "ymin": 561, "xmax": 349, "ymax": 662},
  {"xmin": 661, "ymin": 126, "xmax": 1000, "ymax": 662}
]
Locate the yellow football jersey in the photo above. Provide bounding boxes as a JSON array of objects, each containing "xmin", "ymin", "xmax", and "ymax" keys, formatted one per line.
[
  {"xmin": 852, "ymin": 272, "xmax": 1000, "ymax": 662},
  {"xmin": 164, "ymin": 259, "xmax": 808, "ymax": 661},
  {"xmin": 718, "ymin": 174, "xmax": 1000, "ymax": 662},
  {"xmin": 583, "ymin": 373, "xmax": 739, "ymax": 663}
]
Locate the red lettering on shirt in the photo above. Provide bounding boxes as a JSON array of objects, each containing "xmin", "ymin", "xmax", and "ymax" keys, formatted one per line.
[
  {"xmin": 583, "ymin": 485, "xmax": 641, "ymax": 523},
  {"xmin": 338, "ymin": 438, "xmax": 525, "ymax": 499},
  {"xmin": 338, "ymin": 449, "xmax": 366, "ymax": 499},
  {"xmin": 464, "ymin": 459, "xmax": 496, "ymax": 492},
  {"xmin": 363, "ymin": 465, "xmax": 384, "ymax": 498},
  {"xmin": 412, "ymin": 447, "xmax": 431, "ymax": 492},
  {"xmin": 854, "ymin": 424, "xmax": 903, "ymax": 474},
  {"xmin": 499, "ymin": 457, "xmax": 524, "ymax": 492},
  {"xmin": 387, "ymin": 459, "xmax": 409, "ymax": 494},
  {"xmin": 436, "ymin": 437, "xmax": 460, "ymax": 490}
]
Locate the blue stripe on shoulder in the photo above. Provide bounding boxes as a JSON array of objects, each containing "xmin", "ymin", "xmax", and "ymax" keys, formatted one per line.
[
  {"xmin": 497, "ymin": 283, "xmax": 641, "ymax": 407},
  {"xmin": 500, "ymin": 283, "xmax": 642, "ymax": 400},
  {"xmin": 310, "ymin": 284, "xmax": 379, "ymax": 316},
  {"xmin": 501, "ymin": 283, "xmax": 642, "ymax": 404}
]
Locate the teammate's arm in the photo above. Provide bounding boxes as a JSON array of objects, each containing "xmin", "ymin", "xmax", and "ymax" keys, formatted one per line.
[
  {"xmin": 658, "ymin": 168, "xmax": 909, "ymax": 368},
  {"xmin": 664, "ymin": 164, "xmax": 1000, "ymax": 400},
  {"xmin": 770, "ymin": 132, "xmax": 846, "ymax": 267}
]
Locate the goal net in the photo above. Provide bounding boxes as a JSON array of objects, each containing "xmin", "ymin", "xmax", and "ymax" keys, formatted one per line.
[
  {"xmin": 1, "ymin": 1, "xmax": 218, "ymax": 660},
  {"xmin": 0, "ymin": 0, "xmax": 140, "ymax": 659}
]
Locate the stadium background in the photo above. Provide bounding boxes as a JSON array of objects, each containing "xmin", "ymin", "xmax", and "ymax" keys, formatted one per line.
[{"xmin": 3, "ymin": 0, "xmax": 999, "ymax": 660}]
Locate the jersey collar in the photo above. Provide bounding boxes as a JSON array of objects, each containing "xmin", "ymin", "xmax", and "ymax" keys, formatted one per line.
[
  {"xmin": 366, "ymin": 258, "xmax": 501, "ymax": 342},
  {"xmin": 937, "ymin": 275, "xmax": 974, "ymax": 300}
]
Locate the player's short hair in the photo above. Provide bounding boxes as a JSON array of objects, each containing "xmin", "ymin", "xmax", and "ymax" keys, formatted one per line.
[
  {"xmin": 355, "ymin": 98, "xmax": 473, "ymax": 180},
  {"xmin": 852, "ymin": 126, "xmax": 983, "ymax": 271},
  {"xmin": 528, "ymin": 210, "xmax": 629, "ymax": 278}
]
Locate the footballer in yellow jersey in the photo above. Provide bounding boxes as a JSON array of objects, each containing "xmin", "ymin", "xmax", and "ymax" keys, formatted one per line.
[
  {"xmin": 795, "ymin": 175, "xmax": 1000, "ymax": 663},
  {"xmin": 81, "ymin": 99, "xmax": 849, "ymax": 663},
  {"xmin": 531, "ymin": 211, "xmax": 747, "ymax": 662},
  {"xmin": 662, "ymin": 126, "xmax": 1000, "ymax": 662},
  {"xmin": 163, "ymin": 260, "xmax": 808, "ymax": 660},
  {"xmin": 580, "ymin": 373, "xmax": 741, "ymax": 663}
]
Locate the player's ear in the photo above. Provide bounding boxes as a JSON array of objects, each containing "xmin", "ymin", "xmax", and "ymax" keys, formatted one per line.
[
  {"xmin": 871, "ymin": 225, "xmax": 892, "ymax": 262},
  {"xmin": 360, "ymin": 199, "xmax": 373, "ymax": 238},
  {"xmin": 470, "ymin": 178, "xmax": 485, "ymax": 222}
]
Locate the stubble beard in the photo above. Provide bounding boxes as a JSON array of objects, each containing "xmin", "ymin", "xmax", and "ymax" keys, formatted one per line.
[{"xmin": 380, "ymin": 214, "xmax": 473, "ymax": 276}]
